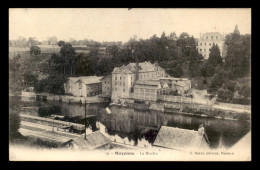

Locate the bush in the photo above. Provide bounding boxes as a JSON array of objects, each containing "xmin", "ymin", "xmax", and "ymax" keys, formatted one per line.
[
  {"xmin": 167, "ymin": 65, "xmax": 183, "ymax": 78},
  {"xmin": 217, "ymin": 88, "xmax": 234, "ymax": 101},
  {"xmin": 9, "ymin": 110, "xmax": 21, "ymax": 140}
]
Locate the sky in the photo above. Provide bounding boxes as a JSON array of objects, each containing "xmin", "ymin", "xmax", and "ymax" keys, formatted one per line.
[{"xmin": 9, "ymin": 8, "xmax": 251, "ymax": 43}]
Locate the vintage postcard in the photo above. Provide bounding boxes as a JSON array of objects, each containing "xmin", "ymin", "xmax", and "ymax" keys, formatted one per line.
[{"xmin": 9, "ymin": 8, "xmax": 251, "ymax": 161}]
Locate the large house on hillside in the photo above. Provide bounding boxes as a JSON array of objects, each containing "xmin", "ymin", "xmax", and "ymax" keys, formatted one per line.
[
  {"xmin": 196, "ymin": 32, "xmax": 226, "ymax": 59},
  {"xmin": 111, "ymin": 61, "xmax": 165, "ymax": 100},
  {"xmin": 64, "ymin": 76, "xmax": 103, "ymax": 97}
]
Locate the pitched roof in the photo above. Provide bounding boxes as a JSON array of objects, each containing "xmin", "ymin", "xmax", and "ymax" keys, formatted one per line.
[
  {"xmin": 160, "ymin": 81, "xmax": 169, "ymax": 88},
  {"xmin": 100, "ymin": 74, "xmax": 112, "ymax": 80},
  {"xmin": 200, "ymin": 32, "xmax": 224, "ymax": 40},
  {"xmin": 67, "ymin": 131, "xmax": 111, "ymax": 150},
  {"xmin": 113, "ymin": 61, "xmax": 160, "ymax": 73},
  {"xmin": 153, "ymin": 126, "xmax": 208, "ymax": 151},
  {"xmin": 75, "ymin": 76, "xmax": 104, "ymax": 85},
  {"xmin": 67, "ymin": 77, "xmax": 80, "ymax": 83}
]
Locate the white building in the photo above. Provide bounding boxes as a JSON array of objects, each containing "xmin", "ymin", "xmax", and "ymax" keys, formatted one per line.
[
  {"xmin": 196, "ymin": 32, "xmax": 226, "ymax": 59},
  {"xmin": 64, "ymin": 76, "xmax": 104, "ymax": 97}
]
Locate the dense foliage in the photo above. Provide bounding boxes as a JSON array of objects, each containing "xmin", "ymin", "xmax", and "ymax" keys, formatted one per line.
[
  {"xmin": 9, "ymin": 109, "xmax": 21, "ymax": 140},
  {"xmin": 9, "ymin": 25, "xmax": 251, "ymax": 105}
]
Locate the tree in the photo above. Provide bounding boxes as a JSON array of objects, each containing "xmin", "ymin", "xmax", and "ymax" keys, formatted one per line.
[
  {"xmin": 188, "ymin": 44, "xmax": 203, "ymax": 77},
  {"xmin": 217, "ymin": 87, "xmax": 233, "ymax": 101},
  {"xmin": 239, "ymin": 86, "xmax": 251, "ymax": 99},
  {"xmin": 47, "ymin": 36, "xmax": 58, "ymax": 45},
  {"xmin": 9, "ymin": 54, "xmax": 23, "ymax": 93},
  {"xmin": 57, "ymin": 40, "xmax": 66, "ymax": 47},
  {"xmin": 203, "ymin": 43, "xmax": 223, "ymax": 77},
  {"xmin": 76, "ymin": 53, "xmax": 92, "ymax": 76},
  {"xmin": 224, "ymin": 25, "xmax": 251, "ymax": 78},
  {"xmin": 60, "ymin": 43, "xmax": 76, "ymax": 75},
  {"xmin": 30, "ymin": 45, "xmax": 41, "ymax": 56},
  {"xmin": 27, "ymin": 37, "xmax": 38, "ymax": 47},
  {"xmin": 233, "ymin": 24, "xmax": 240, "ymax": 37},
  {"xmin": 17, "ymin": 36, "xmax": 27, "ymax": 47},
  {"xmin": 207, "ymin": 67, "xmax": 228, "ymax": 94},
  {"xmin": 167, "ymin": 65, "xmax": 183, "ymax": 78},
  {"xmin": 23, "ymin": 72, "xmax": 38, "ymax": 87},
  {"xmin": 9, "ymin": 109, "xmax": 21, "ymax": 140},
  {"xmin": 35, "ymin": 74, "xmax": 66, "ymax": 94}
]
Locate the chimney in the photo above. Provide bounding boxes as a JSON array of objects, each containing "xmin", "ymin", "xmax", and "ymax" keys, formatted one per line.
[
  {"xmin": 135, "ymin": 58, "xmax": 139, "ymax": 81},
  {"xmin": 131, "ymin": 48, "xmax": 139, "ymax": 92}
]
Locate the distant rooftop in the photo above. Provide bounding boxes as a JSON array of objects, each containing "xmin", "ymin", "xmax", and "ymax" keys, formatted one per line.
[
  {"xmin": 76, "ymin": 76, "xmax": 104, "ymax": 84},
  {"xmin": 67, "ymin": 76, "xmax": 104, "ymax": 84},
  {"xmin": 63, "ymin": 131, "xmax": 111, "ymax": 150},
  {"xmin": 36, "ymin": 45, "xmax": 61, "ymax": 48},
  {"xmin": 113, "ymin": 61, "xmax": 163, "ymax": 74}
]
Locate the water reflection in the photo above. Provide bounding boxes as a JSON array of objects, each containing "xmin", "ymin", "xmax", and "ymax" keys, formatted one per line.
[{"xmin": 10, "ymin": 96, "xmax": 251, "ymax": 149}]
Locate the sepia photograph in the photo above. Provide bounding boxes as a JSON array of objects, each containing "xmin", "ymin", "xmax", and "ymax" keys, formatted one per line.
[{"xmin": 9, "ymin": 8, "xmax": 251, "ymax": 161}]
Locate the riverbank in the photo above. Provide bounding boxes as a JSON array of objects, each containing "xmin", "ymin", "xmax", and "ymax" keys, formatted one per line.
[
  {"xmin": 112, "ymin": 101, "xmax": 251, "ymax": 121},
  {"xmin": 18, "ymin": 92, "xmax": 110, "ymax": 104}
]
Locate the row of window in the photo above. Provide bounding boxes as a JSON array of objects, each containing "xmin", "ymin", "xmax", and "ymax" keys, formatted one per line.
[
  {"xmin": 115, "ymin": 82, "xmax": 126, "ymax": 86},
  {"xmin": 204, "ymin": 36, "xmax": 218, "ymax": 40},
  {"xmin": 199, "ymin": 49, "xmax": 207, "ymax": 52},
  {"xmin": 113, "ymin": 87, "xmax": 126, "ymax": 92},
  {"xmin": 115, "ymin": 76, "xmax": 129, "ymax": 81},
  {"xmin": 87, "ymin": 86, "xmax": 101, "ymax": 90},
  {"xmin": 200, "ymin": 42, "xmax": 219, "ymax": 46}
]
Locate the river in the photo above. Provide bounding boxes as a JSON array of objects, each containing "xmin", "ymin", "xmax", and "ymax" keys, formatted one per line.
[{"xmin": 10, "ymin": 96, "xmax": 251, "ymax": 149}]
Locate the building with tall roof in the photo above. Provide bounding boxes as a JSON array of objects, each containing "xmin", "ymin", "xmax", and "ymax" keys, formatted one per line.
[
  {"xmin": 196, "ymin": 32, "xmax": 226, "ymax": 59},
  {"xmin": 111, "ymin": 61, "xmax": 165, "ymax": 100}
]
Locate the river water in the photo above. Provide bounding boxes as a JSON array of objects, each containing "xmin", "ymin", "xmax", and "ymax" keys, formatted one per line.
[{"xmin": 10, "ymin": 96, "xmax": 251, "ymax": 149}]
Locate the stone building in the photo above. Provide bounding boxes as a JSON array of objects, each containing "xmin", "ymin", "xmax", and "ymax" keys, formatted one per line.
[
  {"xmin": 196, "ymin": 32, "xmax": 226, "ymax": 59},
  {"xmin": 134, "ymin": 80, "xmax": 164, "ymax": 102},
  {"xmin": 111, "ymin": 61, "xmax": 165, "ymax": 100},
  {"xmin": 162, "ymin": 78, "xmax": 191, "ymax": 96},
  {"xmin": 100, "ymin": 74, "xmax": 112, "ymax": 97},
  {"xmin": 64, "ymin": 76, "xmax": 103, "ymax": 97}
]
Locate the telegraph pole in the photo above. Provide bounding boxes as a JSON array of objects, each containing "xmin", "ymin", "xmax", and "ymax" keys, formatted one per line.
[{"xmin": 84, "ymin": 100, "xmax": 87, "ymax": 140}]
